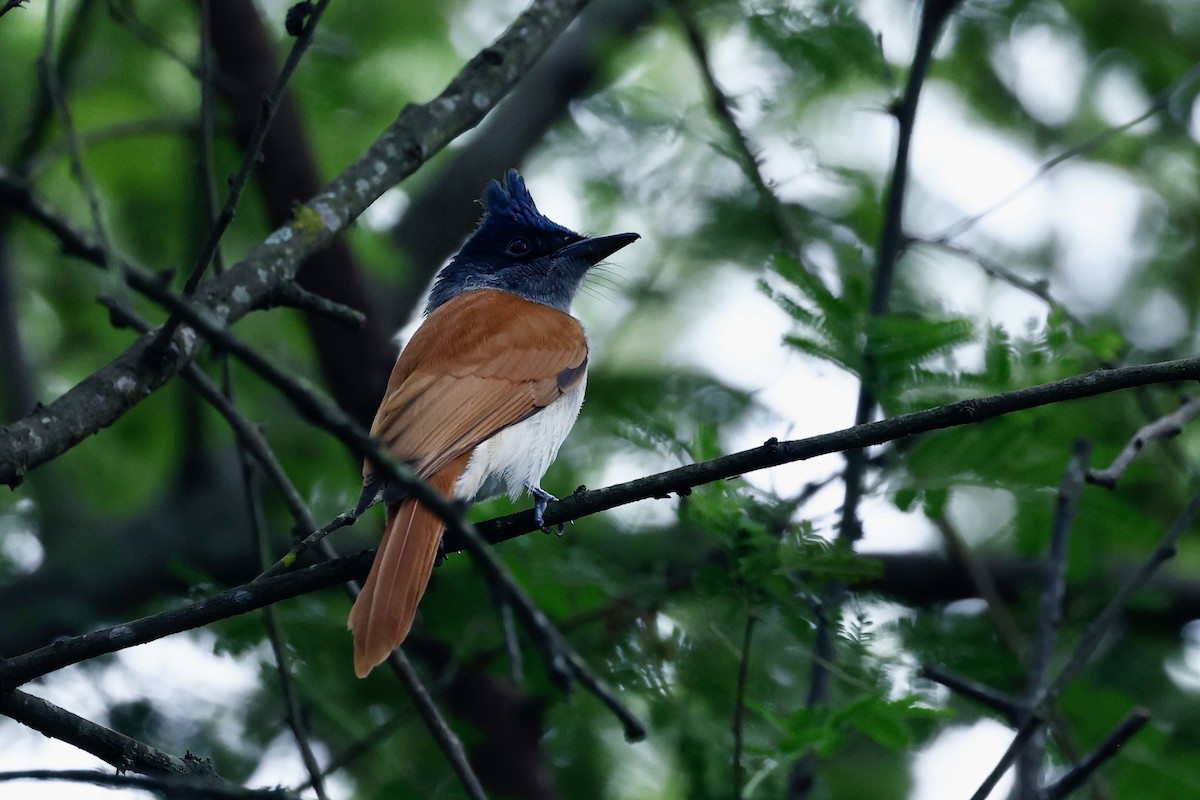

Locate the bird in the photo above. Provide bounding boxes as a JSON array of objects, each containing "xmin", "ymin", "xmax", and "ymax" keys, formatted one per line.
[{"xmin": 347, "ymin": 169, "xmax": 639, "ymax": 677}]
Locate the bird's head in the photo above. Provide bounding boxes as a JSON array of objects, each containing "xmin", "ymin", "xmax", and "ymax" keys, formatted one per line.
[{"xmin": 426, "ymin": 170, "xmax": 639, "ymax": 314}]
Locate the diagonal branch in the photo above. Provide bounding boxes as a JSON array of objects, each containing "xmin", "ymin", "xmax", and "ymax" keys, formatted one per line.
[
  {"xmin": 1088, "ymin": 394, "xmax": 1200, "ymax": 489},
  {"xmin": 0, "ymin": 688, "xmax": 225, "ymax": 781},
  {"xmin": 673, "ymin": 0, "xmax": 802, "ymax": 257}
]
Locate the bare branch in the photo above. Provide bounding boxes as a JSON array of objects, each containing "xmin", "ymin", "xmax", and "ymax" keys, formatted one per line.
[
  {"xmin": 1043, "ymin": 709, "xmax": 1152, "ymax": 800},
  {"xmin": 913, "ymin": 237, "xmax": 1086, "ymax": 329},
  {"xmin": 267, "ymin": 281, "xmax": 367, "ymax": 329},
  {"xmin": 0, "ymin": 0, "xmax": 30, "ymax": 19},
  {"xmin": 920, "ymin": 665, "xmax": 1024, "ymax": 720},
  {"xmin": 0, "ymin": 770, "xmax": 294, "ymax": 799},
  {"xmin": 173, "ymin": 0, "xmax": 333, "ymax": 303},
  {"xmin": 1018, "ymin": 440, "xmax": 1091, "ymax": 797},
  {"xmin": 1088, "ymin": 395, "xmax": 1200, "ymax": 489},
  {"xmin": 39, "ymin": 0, "xmax": 118, "ymax": 283},
  {"xmin": 0, "ymin": 689, "xmax": 224, "ymax": 781}
]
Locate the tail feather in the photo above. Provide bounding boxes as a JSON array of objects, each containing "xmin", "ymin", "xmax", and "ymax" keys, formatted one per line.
[{"xmin": 348, "ymin": 456, "xmax": 468, "ymax": 677}]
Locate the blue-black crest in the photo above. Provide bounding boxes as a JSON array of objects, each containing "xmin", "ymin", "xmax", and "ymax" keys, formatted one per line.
[{"xmin": 426, "ymin": 169, "xmax": 637, "ymax": 314}]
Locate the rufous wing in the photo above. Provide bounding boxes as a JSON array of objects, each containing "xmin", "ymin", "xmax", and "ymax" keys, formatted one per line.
[{"xmin": 364, "ymin": 289, "xmax": 589, "ymax": 483}]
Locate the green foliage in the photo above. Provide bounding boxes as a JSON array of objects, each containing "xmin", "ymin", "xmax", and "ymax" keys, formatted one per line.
[{"xmin": 5, "ymin": 0, "xmax": 1200, "ymax": 798}]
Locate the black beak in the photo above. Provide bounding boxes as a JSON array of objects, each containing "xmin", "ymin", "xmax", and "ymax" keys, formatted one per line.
[{"xmin": 557, "ymin": 232, "xmax": 640, "ymax": 266}]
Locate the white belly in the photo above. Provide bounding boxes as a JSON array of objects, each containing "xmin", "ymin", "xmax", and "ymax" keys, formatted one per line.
[{"xmin": 454, "ymin": 376, "xmax": 586, "ymax": 504}]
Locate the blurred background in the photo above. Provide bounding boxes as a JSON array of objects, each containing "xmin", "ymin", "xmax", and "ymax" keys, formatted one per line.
[{"xmin": 2, "ymin": 0, "xmax": 1200, "ymax": 798}]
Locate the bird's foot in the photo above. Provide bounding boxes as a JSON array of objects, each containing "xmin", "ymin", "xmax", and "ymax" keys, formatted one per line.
[{"xmin": 525, "ymin": 483, "xmax": 565, "ymax": 535}]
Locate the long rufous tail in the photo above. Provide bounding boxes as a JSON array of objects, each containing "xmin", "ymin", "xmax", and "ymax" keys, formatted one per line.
[{"xmin": 348, "ymin": 457, "xmax": 468, "ymax": 677}]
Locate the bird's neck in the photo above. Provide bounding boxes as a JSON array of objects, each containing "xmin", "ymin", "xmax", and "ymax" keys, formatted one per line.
[{"xmin": 426, "ymin": 278, "xmax": 575, "ymax": 316}]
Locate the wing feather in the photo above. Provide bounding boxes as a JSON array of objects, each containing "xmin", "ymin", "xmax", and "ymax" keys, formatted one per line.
[{"xmin": 364, "ymin": 290, "xmax": 588, "ymax": 484}]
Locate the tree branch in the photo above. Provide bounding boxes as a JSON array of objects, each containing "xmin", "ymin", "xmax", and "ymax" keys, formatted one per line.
[
  {"xmin": 0, "ymin": 770, "xmax": 294, "ymax": 799},
  {"xmin": 1042, "ymin": 709, "xmax": 1152, "ymax": 800},
  {"xmin": 1088, "ymin": 394, "xmax": 1200, "ymax": 489},
  {"xmin": 0, "ymin": 688, "xmax": 225, "ymax": 781}
]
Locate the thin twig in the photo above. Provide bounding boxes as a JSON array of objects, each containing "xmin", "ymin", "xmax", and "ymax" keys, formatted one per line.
[
  {"xmin": 234, "ymin": 415, "xmax": 329, "ymax": 800},
  {"xmin": 1088, "ymin": 395, "xmax": 1200, "ymax": 489},
  {"xmin": 920, "ymin": 665, "xmax": 1024, "ymax": 721},
  {"xmin": 0, "ymin": 0, "xmax": 30, "ymax": 19},
  {"xmin": 733, "ymin": 614, "xmax": 756, "ymax": 800},
  {"xmin": 155, "ymin": 0, "xmax": 333, "ymax": 351},
  {"xmin": 105, "ymin": 0, "xmax": 203, "ymax": 79},
  {"xmin": 933, "ymin": 514, "xmax": 1027, "ymax": 653},
  {"xmin": 0, "ymin": 770, "xmax": 294, "ymax": 799},
  {"xmin": 488, "ymin": 572, "xmax": 525, "ymax": 685},
  {"xmin": 25, "ymin": 116, "xmax": 201, "ymax": 176},
  {"xmin": 185, "ymin": 0, "xmax": 331, "ymax": 296},
  {"xmin": 939, "ymin": 60, "xmax": 1200, "ymax": 242},
  {"xmin": 446, "ymin": 518, "xmax": 647, "ymax": 741},
  {"xmin": 269, "ymin": 281, "xmax": 367, "ymax": 329},
  {"xmin": 913, "ymin": 237, "xmax": 1086, "ymax": 329},
  {"xmin": 297, "ymin": 709, "xmax": 408, "ymax": 790},
  {"xmin": 1018, "ymin": 440, "xmax": 1091, "ymax": 797},
  {"xmin": 1042, "ymin": 709, "xmax": 1152, "ymax": 800},
  {"xmin": 256, "ymin": 513, "xmax": 357, "ymax": 580},
  {"xmin": 673, "ymin": 0, "xmax": 802, "ymax": 257},
  {"xmin": 39, "ymin": 0, "xmax": 119, "ymax": 285},
  {"xmin": 260, "ymin": 604, "xmax": 330, "ymax": 800}
]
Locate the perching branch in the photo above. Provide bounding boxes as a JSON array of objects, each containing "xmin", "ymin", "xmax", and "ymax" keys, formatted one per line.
[{"xmin": 5, "ymin": 355, "xmax": 1200, "ymax": 689}]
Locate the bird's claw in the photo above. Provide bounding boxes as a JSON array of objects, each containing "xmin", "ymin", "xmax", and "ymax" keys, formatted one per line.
[{"xmin": 526, "ymin": 484, "xmax": 565, "ymax": 535}]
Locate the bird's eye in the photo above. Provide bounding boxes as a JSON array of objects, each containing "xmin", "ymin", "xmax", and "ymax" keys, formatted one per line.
[{"xmin": 505, "ymin": 237, "xmax": 531, "ymax": 257}]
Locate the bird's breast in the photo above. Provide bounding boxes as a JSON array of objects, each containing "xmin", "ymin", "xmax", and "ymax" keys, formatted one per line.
[{"xmin": 454, "ymin": 375, "xmax": 587, "ymax": 504}]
